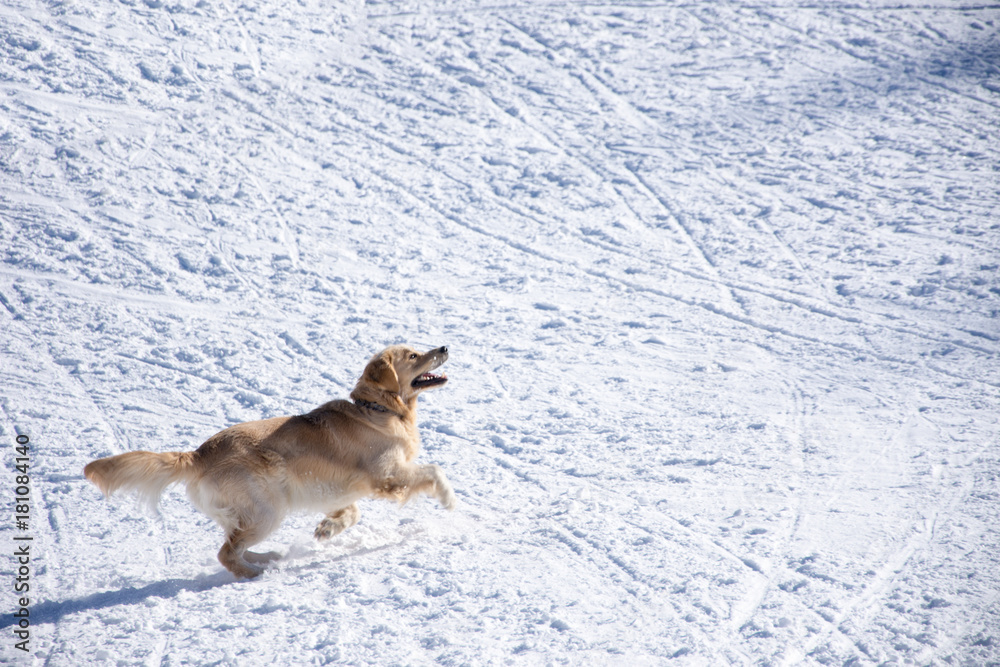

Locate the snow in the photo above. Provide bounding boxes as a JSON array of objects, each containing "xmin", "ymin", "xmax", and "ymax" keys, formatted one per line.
[{"xmin": 1, "ymin": 0, "xmax": 999, "ymax": 664}]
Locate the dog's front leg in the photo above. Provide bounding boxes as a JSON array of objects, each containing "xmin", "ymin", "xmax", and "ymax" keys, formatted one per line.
[
  {"xmin": 382, "ymin": 464, "xmax": 455, "ymax": 510},
  {"xmin": 424, "ymin": 464, "xmax": 457, "ymax": 510}
]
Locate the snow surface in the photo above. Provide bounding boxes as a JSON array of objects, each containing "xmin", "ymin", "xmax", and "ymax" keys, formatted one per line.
[{"xmin": 1, "ymin": 0, "xmax": 999, "ymax": 664}]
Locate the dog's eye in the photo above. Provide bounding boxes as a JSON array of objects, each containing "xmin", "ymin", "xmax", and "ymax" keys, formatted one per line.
[{"xmin": 409, "ymin": 353, "xmax": 418, "ymax": 360}]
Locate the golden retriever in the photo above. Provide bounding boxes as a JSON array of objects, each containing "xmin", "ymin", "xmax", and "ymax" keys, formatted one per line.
[{"xmin": 83, "ymin": 345, "xmax": 455, "ymax": 579}]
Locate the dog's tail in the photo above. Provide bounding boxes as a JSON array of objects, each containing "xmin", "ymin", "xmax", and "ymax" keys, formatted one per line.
[{"xmin": 84, "ymin": 451, "xmax": 197, "ymax": 511}]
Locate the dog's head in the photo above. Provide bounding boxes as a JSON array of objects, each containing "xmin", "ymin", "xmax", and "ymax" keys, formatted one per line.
[{"xmin": 351, "ymin": 345, "xmax": 449, "ymax": 413}]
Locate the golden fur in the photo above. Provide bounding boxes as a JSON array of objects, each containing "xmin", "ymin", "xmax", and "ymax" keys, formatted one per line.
[{"xmin": 84, "ymin": 345, "xmax": 455, "ymax": 579}]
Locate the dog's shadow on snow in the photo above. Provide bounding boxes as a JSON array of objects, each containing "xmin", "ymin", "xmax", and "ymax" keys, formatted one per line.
[
  {"xmin": 0, "ymin": 571, "xmax": 236, "ymax": 629},
  {"xmin": 2, "ymin": 530, "xmax": 430, "ymax": 629}
]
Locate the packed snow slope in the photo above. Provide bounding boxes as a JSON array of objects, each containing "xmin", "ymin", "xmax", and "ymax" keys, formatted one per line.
[{"xmin": 1, "ymin": 0, "xmax": 999, "ymax": 664}]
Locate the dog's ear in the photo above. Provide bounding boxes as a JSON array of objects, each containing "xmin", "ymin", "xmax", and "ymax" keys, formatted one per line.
[{"xmin": 364, "ymin": 352, "xmax": 400, "ymax": 394}]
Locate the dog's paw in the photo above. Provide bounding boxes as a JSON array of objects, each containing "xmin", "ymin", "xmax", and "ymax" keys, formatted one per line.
[
  {"xmin": 438, "ymin": 486, "xmax": 457, "ymax": 511},
  {"xmin": 313, "ymin": 519, "xmax": 335, "ymax": 541},
  {"xmin": 314, "ymin": 518, "xmax": 345, "ymax": 541},
  {"xmin": 225, "ymin": 559, "xmax": 266, "ymax": 580},
  {"xmin": 314, "ymin": 505, "xmax": 360, "ymax": 541}
]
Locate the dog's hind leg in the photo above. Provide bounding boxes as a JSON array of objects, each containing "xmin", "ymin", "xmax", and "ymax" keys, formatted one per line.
[
  {"xmin": 314, "ymin": 503, "xmax": 360, "ymax": 541},
  {"xmin": 218, "ymin": 524, "xmax": 279, "ymax": 579}
]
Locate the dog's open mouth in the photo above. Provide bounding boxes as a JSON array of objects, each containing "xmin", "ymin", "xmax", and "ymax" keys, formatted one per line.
[{"xmin": 412, "ymin": 372, "xmax": 448, "ymax": 389}]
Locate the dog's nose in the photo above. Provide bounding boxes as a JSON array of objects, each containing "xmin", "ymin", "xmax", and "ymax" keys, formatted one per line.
[{"xmin": 436, "ymin": 346, "xmax": 448, "ymax": 355}]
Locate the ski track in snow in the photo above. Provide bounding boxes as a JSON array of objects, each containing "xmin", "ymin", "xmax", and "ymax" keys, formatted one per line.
[{"xmin": 1, "ymin": 0, "xmax": 998, "ymax": 664}]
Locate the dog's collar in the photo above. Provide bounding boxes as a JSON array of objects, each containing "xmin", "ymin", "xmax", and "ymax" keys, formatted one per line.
[{"xmin": 354, "ymin": 398, "xmax": 395, "ymax": 415}]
